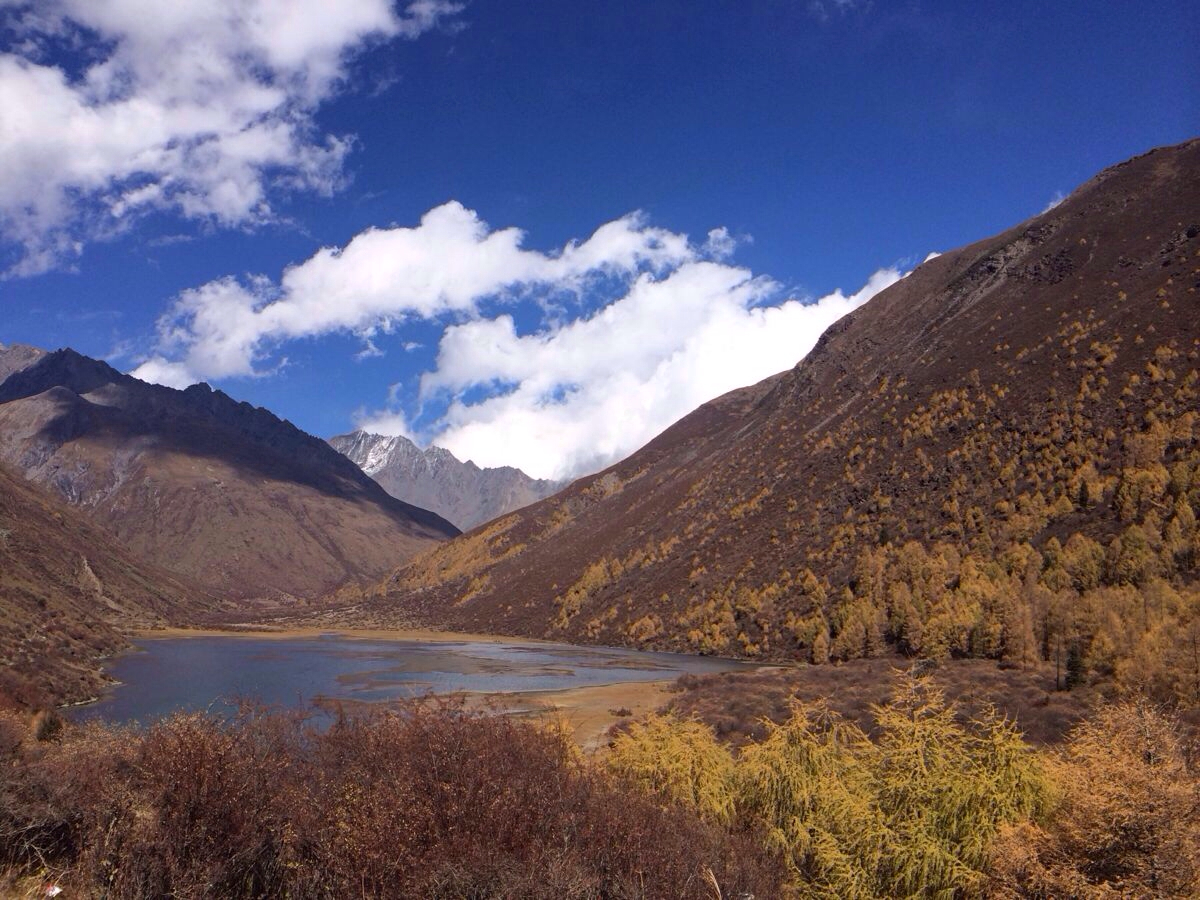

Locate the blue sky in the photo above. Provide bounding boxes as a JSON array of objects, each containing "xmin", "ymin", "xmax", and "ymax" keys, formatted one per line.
[{"xmin": 0, "ymin": 0, "xmax": 1196, "ymax": 478}]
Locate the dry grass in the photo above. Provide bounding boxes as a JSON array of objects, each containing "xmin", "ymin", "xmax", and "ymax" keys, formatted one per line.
[{"xmin": 660, "ymin": 657, "xmax": 1098, "ymax": 747}]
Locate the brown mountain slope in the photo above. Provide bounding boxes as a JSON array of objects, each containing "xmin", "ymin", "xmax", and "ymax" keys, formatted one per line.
[
  {"xmin": 0, "ymin": 463, "xmax": 214, "ymax": 708},
  {"xmin": 0, "ymin": 349, "xmax": 459, "ymax": 601},
  {"xmin": 343, "ymin": 139, "xmax": 1200, "ymax": 694}
]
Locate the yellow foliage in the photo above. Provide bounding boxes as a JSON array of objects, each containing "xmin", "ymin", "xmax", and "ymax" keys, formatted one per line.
[
  {"xmin": 989, "ymin": 702, "xmax": 1200, "ymax": 897},
  {"xmin": 619, "ymin": 676, "xmax": 1050, "ymax": 898},
  {"xmin": 606, "ymin": 714, "xmax": 738, "ymax": 826}
]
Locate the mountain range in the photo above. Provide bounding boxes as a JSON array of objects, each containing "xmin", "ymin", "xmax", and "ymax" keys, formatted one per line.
[
  {"xmin": 333, "ymin": 139, "xmax": 1200, "ymax": 682},
  {"xmin": 0, "ymin": 348, "xmax": 459, "ymax": 602},
  {"xmin": 2, "ymin": 139, "xmax": 1197, "ymax": 713},
  {"xmin": 329, "ymin": 430, "xmax": 563, "ymax": 531}
]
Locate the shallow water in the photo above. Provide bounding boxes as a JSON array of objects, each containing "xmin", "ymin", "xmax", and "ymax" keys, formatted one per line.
[{"xmin": 70, "ymin": 634, "xmax": 750, "ymax": 725}]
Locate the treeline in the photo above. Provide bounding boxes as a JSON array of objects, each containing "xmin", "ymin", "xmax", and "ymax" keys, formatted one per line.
[
  {"xmin": 608, "ymin": 677, "xmax": 1198, "ymax": 898},
  {"xmin": 2, "ymin": 681, "xmax": 1196, "ymax": 898},
  {"xmin": 670, "ymin": 370, "xmax": 1200, "ymax": 708}
]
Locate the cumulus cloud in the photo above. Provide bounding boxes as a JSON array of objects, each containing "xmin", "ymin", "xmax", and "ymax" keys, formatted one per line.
[
  {"xmin": 353, "ymin": 409, "xmax": 417, "ymax": 442},
  {"xmin": 419, "ymin": 264, "xmax": 901, "ymax": 479},
  {"xmin": 0, "ymin": 0, "xmax": 462, "ymax": 275},
  {"xmin": 135, "ymin": 200, "xmax": 904, "ymax": 480},
  {"xmin": 132, "ymin": 201, "xmax": 695, "ymax": 386},
  {"xmin": 701, "ymin": 226, "xmax": 739, "ymax": 260}
]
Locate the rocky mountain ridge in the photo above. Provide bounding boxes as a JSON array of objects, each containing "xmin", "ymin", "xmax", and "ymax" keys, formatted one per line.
[
  {"xmin": 0, "ymin": 348, "xmax": 459, "ymax": 601},
  {"xmin": 330, "ymin": 429, "xmax": 563, "ymax": 530}
]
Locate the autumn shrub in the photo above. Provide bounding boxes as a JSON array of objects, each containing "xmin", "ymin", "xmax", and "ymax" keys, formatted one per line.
[
  {"xmin": 0, "ymin": 712, "xmax": 25, "ymax": 760},
  {"xmin": 988, "ymin": 700, "xmax": 1200, "ymax": 897},
  {"xmin": 607, "ymin": 714, "xmax": 738, "ymax": 825},
  {"xmin": 0, "ymin": 717, "xmax": 132, "ymax": 884},
  {"xmin": 0, "ymin": 701, "xmax": 785, "ymax": 899},
  {"xmin": 746, "ymin": 679, "xmax": 1049, "ymax": 898},
  {"xmin": 610, "ymin": 675, "xmax": 1052, "ymax": 899}
]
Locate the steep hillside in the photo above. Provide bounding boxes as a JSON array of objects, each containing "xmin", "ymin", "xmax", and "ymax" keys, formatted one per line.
[
  {"xmin": 345, "ymin": 139, "xmax": 1200, "ymax": 700},
  {"xmin": 330, "ymin": 430, "xmax": 563, "ymax": 530},
  {"xmin": 0, "ymin": 463, "xmax": 213, "ymax": 707},
  {"xmin": 0, "ymin": 350, "xmax": 459, "ymax": 600}
]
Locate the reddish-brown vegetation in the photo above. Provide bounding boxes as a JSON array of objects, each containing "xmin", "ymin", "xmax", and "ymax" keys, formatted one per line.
[
  {"xmin": 988, "ymin": 701, "xmax": 1200, "ymax": 897},
  {"xmin": 660, "ymin": 657, "xmax": 1097, "ymax": 747},
  {"xmin": 2, "ymin": 680, "xmax": 1197, "ymax": 897},
  {"xmin": 0, "ymin": 702, "xmax": 784, "ymax": 899}
]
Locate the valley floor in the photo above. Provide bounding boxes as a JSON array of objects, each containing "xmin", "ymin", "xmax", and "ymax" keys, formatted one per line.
[{"xmin": 129, "ymin": 624, "xmax": 1115, "ymax": 749}]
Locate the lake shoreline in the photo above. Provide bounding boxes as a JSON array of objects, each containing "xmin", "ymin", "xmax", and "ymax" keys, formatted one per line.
[
  {"xmin": 311, "ymin": 679, "xmax": 678, "ymax": 752},
  {"xmin": 135, "ymin": 624, "xmax": 542, "ymax": 645},
  {"xmin": 75, "ymin": 630, "xmax": 768, "ymax": 741}
]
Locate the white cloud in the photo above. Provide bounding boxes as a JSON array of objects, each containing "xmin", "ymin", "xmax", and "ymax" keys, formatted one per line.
[
  {"xmin": 0, "ymin": 0, "xmax": 462, "ymax": 275},
  {"xmin": 132, "ymin": 201, "xmax": 696, "ymax": 385},
  {"xmin": 421, "ymin": 264, "xmax": 902, "ymax": 479},
  {"xmin": 1041, "ymin": 190, "xmax": 1066, "ymax": 214},
  {"xmin": 354, "ymin": 409, "xmax": 417, "ymax": 442},
  {"xmin": 701, "ymin": 226, "xmax": 739, "ymax": 260},
  {"xmin": 127, "ymin": 356, "xmax": 197, "ymax": 390},
  {"xmin": 134, "ymin": 199, "xmax": 905, "ymax": 480}
]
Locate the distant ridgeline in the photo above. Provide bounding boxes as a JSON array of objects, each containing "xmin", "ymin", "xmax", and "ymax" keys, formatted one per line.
[
  {"xmin": 330, "ymin": 430, "xmax": 563, "ymax": 532},
  {"xmin": 345, "ymin": 139, "xmax": 1200, "ymax": 706}
]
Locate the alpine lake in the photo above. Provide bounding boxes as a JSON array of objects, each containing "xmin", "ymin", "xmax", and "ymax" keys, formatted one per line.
[{"xmin": 68, "ymin": 632, "xmax": 758, "ymax": 743}]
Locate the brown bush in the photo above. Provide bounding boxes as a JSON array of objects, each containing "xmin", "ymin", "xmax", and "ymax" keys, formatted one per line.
[
  {"xmin": 0, "ymin": 701, "xmax": 785, "ymax": 898},
  {"xmin": 0, "ymin": 712, "xmax": 26, "ymax": 760},
  {"xmin": 988, "ymin": 700, "xmax": 1200, "ymax": 897},
  {"xmin": 666, "ymin": 657, "xmax": 1093, "ymax": 748}
]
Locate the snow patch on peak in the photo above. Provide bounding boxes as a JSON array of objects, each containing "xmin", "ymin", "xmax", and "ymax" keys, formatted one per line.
[{"xmin": 328, "ymin": 429, "xmax": 563, "ymax": 530}]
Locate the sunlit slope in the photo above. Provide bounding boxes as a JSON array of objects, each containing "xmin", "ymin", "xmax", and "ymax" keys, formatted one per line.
[{"xmin": 347, "ymin": 140, "xmax": 1200, "ymax": 692}]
